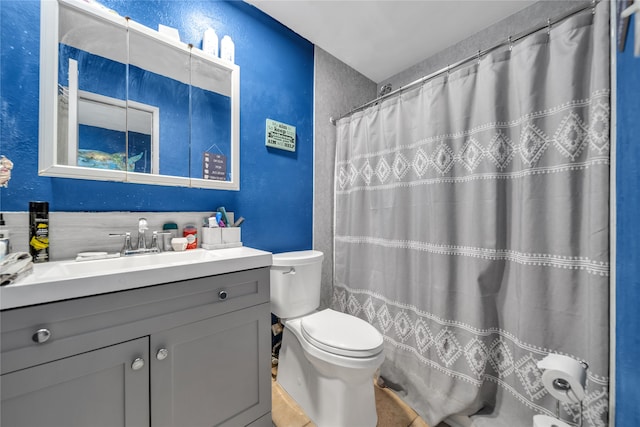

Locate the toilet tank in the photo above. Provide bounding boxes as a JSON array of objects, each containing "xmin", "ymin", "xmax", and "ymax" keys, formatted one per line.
[{"xmin": 270, "ymin": 250, "xmax": 324, "ymax": 319}]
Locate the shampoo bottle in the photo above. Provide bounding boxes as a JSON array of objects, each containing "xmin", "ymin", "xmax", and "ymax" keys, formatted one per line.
[
  {"xmin": 202, "ymin": 28, "xmax": 218, "ymax": 57},
  {"xmin": 220, "ymin": 35, "xmax": 235, "ymax": 63}
]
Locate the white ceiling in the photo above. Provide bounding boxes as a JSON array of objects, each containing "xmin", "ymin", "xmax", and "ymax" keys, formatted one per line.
[{"xmin": 244, "ymin": 0, "xmax": 537, "ymax": 83}]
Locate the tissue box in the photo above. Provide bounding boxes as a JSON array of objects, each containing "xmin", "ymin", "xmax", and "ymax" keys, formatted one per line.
[{"xmin": 201, "ymin": 227, "xmax": 242, "ymax": 249}]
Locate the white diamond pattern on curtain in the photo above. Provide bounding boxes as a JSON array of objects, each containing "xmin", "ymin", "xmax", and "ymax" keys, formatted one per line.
[{"xmin": 333, "ymin": 4, "xmax": 610, "ymax": 427}]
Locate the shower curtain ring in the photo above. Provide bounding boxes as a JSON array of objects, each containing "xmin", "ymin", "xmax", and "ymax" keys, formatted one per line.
[
  {"xmin": 547, "ymin": 18, "xmax": 552, "ymax": 40},
  {"xmin": 508, "ymin": 36, "xmax": 513, "ymax": 51},
  {"xmin": 591, "ymin": 0, "xmax": 596, "ymax": 14},
  {"xmin": 477, "ymin": 49, "xmax": 481, "ymax": 64}
]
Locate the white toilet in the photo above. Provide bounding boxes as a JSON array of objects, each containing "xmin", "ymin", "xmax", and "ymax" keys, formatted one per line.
[{"xmin": 271, "ymin": 250, "xmax": 385, "ymax": 427}]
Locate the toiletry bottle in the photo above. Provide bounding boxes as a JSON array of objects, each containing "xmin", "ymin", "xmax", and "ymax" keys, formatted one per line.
[
  {"xmin": 202, "ymin": 28, "xmax": 219, "ymax": 57},
  {"xmin": 0, "ymin": 213, "xmax": 10, "ymax": 259},
  {"xmin": 183, "ymin": 224, "xmax": 198, "ymax": 250},
  {"xmin": 220, "ymin": 35, "xmax": 235, "ymax": 63},
  {"xmin": 29, "ymin": 201, "xmax": 49, "ymax": 263},
  {"xmin": 162, "ymin": 222, "xmax": 178, "ymax": 251}
]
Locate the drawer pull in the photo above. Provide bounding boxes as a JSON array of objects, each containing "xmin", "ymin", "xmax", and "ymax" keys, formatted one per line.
[
  {"xmin": 218, "ymin": 290, "xmax": 228, "ymax": 300},
  {"xmin": 156, "ymin": 348, "xmax": 169, "ymax": 361},
  {"xmin": 131, "ymin": 357, "xmax": 145, "ymax": 371},
  {"xmin": 32, "ymin": 328, "xmax": 52, "ymax": 344}
]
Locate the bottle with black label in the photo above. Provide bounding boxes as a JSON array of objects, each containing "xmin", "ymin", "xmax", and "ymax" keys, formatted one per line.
[{"xmin": 29, "ymin": 201, "xmax": 49, "ymax": 263}]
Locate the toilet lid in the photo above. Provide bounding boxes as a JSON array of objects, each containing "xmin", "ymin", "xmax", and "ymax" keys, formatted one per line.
[
  {"xmin": 272, "ymin": 250, "xmax": 323, "ymax": 266},
  {"xmin": 301, "ymin": 309, "xmax": 384, "ymax": 358}
]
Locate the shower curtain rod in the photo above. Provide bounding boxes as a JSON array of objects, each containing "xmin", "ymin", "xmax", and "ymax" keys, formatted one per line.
[{"xmin": 330, "ymin": 0, "xmax": 600, "ymax": 125}]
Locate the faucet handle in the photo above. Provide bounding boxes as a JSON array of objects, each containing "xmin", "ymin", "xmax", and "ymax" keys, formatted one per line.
[
  {"xmin": 109, "ymin": 232, "xmax": 133, "ymax": 254},
  {"xmin": 138, "ymin": 217, "xmax": 148, "ymax": 232},
  {"xmin": 150, "ymin": 231, "xmax": 171, "ymax": 252}
]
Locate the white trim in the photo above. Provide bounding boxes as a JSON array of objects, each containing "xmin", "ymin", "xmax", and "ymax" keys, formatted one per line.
[
  {"xmin": 67, "ymin": 58, "xmax": 78, "ymax": 166},
  {"xmin": 127, "ymin": 172, "xmax": 188, "ymax": 187},
  {"xmin": 230, "ymin": 62, "xmax": 241, "ymax": 190},
  {"xmin": 608, "ymin": 0, "xmax": 617, "ymax": 424},
  {"xmin": 39, "ymin": 0, "xmax": 59, "ymax": 172},
  {"xmin": 41, "ymin": 164, "xmax": 126, "ymax": 181}
]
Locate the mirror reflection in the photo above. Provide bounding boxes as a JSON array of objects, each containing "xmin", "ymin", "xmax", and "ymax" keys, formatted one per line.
[
  {"xmin": 77, "ymin": 94, "xmax": 157, "ymax": 173},
  {"xmin": 128, "ymin": 27, "xmax": 191, "ymax": 179},
  {"xmin": 57, "ymin": 3, "xmax": 128, "ymax": 172},
  {"xmin": 190, "ymin": 53, "xmax": 232, "ymax": 182},
  {"xmin": 40, "ymin": 0, "xmax": 240, "ymax": 189}
]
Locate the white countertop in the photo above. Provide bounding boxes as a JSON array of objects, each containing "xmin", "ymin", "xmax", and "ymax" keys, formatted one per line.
[{"xmin": 1, "ymin": 247, "xmax": 272, "ymax": 310}]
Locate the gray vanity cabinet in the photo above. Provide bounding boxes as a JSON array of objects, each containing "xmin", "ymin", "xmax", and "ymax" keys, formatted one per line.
[
  {"xmin": 1, "ymin": 337, "xmax": 150, "ymax": 427},
  {"xmin": 151, "ymin": 304, "xmax": 269, "ymax": 427},
  {"xmin": 1, "ymin": 267, "xmax": 272, "ymax": 427}
]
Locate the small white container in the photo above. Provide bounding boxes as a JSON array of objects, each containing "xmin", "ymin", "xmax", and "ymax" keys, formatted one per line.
[
  {"xmin": 222, "ymin": 227, "xmax": 241, "ymax": 244},
  {"xmin": 202, "ymin": 28, "xmax": 218, "ymax": 57},
  {"xmin": 202, "ymin": 227, "xmax": 222, "ymax": 245},
  {"xmin": 220, "ymin": 35, "xmax": 235, "ymax": 63},
  {"xmin": 171, "ymin": 237, "xmax": 188, "ymax": 251}
]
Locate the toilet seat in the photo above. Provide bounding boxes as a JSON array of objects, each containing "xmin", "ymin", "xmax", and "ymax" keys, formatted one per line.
[
  {"xmin": 301, "ymin": 309, "xmax": 384, "ymax": 358},
  {"xmin": 532, "ymin": 415, "xmax": 571, "ymax": 427}
]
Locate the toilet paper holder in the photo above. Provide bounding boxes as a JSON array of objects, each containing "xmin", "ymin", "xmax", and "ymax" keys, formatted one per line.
[{"xmin": 548, "ymin": 359, "xmax": 589, "ymax": 426}]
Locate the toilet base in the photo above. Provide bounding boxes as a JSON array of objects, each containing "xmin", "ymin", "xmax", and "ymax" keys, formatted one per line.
[{"xmin": 277, "ymin": 324, "xmax": 381, "ymax": 427}]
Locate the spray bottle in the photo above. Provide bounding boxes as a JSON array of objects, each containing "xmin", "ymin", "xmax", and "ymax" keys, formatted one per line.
[{"xmin": 29, "ymin": 202, "xmax": 49, "ymax": 263}]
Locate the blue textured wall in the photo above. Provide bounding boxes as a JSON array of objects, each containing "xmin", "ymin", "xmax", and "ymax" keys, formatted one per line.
[
  {"xmin": 616, "ymin": 16, "xmax": 640, "ymax": 426},
  {"xmin": 0, "ymin": 0, "xmax": 314, "ymax": 253}
]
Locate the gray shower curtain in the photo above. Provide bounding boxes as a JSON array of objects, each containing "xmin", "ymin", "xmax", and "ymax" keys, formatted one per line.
[{"xmin": 333, "ymin": 4, "xmax": 609, "ymax": 427}]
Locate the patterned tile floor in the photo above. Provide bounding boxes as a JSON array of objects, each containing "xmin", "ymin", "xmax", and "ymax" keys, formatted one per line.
[{"xmin": 271, "ymin": 366, "xmax": 449, "ymax": 427}]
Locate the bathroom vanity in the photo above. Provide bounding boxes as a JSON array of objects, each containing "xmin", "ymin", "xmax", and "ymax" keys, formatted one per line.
[{"xmin": 0, "ymin": 247, "xmax": 272, "ymax": 427}]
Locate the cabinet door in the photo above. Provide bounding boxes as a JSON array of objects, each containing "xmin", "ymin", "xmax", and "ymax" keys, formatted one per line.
[
  {"xmin": 1, "ymin": 337, "xmax": 150, "ymax": 427},
  {"xmin": 151, "ymin": 303, "xmax": 271, "ymax": 427}
]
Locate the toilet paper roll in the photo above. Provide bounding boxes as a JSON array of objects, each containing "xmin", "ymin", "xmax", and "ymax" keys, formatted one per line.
[
  {"xmin": 537, "ymin": 354, "xmax": 587, "ymax": 404},
  {"xmin": 533, "ymin": 415, "xmax": 571, "ymax": 427}
]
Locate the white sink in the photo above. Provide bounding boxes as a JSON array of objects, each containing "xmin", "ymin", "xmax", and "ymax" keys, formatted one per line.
[
  {"xmin": 1, "ymin": 247, "xmax": 272, "ymax": 310},
  {"xmin": 45, "ymin": 249, "xmax": 221, "ymax": 280}
]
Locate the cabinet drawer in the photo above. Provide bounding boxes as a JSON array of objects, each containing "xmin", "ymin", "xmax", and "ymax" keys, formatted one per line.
[
  {"xmin": 1, "ymin": 267, "xmax": 269, "ymax": 374},
  {"xmin": 1, "ymin": 337, "xmax": 150, "ymax": 427}
]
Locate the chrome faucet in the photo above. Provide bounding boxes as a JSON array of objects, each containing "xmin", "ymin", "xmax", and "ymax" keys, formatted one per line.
[
  {"xmin": 137, "ymin": 218, "xmax": 148, "ymax": 250},
  {"xmin": 110, "ymin": 219, "xmax": 169, "ymax": 256},
  {"xmin": 109, "ymin": 232, "xmax": 133, "ymax": 255}
]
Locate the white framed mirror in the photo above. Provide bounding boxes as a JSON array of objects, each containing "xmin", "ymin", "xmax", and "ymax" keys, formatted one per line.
[{"xmin": 39, "ymin": 0, "xmax": 240, "ymax": 190}]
